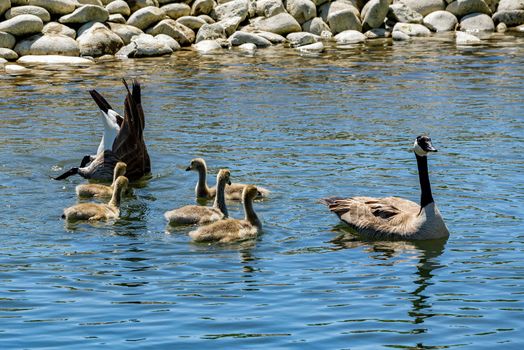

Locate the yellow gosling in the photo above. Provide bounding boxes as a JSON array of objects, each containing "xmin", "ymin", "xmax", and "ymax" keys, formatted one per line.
[{"xmin": 75, "ymin": 162, "xmax": 127, "ymax": 198}]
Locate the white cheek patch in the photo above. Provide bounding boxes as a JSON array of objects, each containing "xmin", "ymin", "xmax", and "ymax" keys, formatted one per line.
[{"xmin": 413, "ymin": 141, "xmax": 427, "ymax": 156}]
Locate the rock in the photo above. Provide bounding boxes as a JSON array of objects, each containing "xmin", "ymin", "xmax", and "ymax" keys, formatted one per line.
[
  {"xmin": 423, "ymin": 10, "xmax": 458, "ymax": 31},
  {"xmin": 17, "ymin": 54, "xmax": 94, "ymax": 65},
  {"xmin": 334, "ymin": 29, "xmax": 366, "ymax": 43},
  {"xmin": 42, "ymin": 22, "xmax": 76, "ymax": 38},
  {"xmin": 455, "ymin": 30, "xmax": 481, "ymax": 44},
  {"xmin": 77, "ymin": 22, "xmax": 124, "ymax": 56},
  {"xmin": 286, "ymin": 0, "xmax": 316, "ymax": 25},
  {"xmin": 109, "ymin": 13, "xmax": 126, "ymax": 23},
  {"xmin": 446, "ymin": 0, "xmax": 491, "ymax": 17},
  {"xmin": 302, "ymin": 16, "xmax": 331, "ymax": 35},
  {"xmin": 0, "ymin": 0, "xmax": 9, "ymax": 17},
  {"xmin": 78, "ymin": 0, "xmax": 103, "ymax": 5},
  {"xmin": 498, "ymin": 0, "xmax": 524, "ymax": 11},
  {"xmin": 127, "ymin": 6, "xmax": 166, "ymax": 30},
  {"xmin": 162, "ymin": 3, "xmax": 191, "ymax": 19},
  {"xmin": 0, "ymin": 48, "xmax": 18, "ymax": 60},
  {"xmin": 5, "ymin": 64, "xmax": 31, "ymax": 75},
  {"xmin": 14, "ymin": 33, "xmax": 80, "ymax": 56},
  {"xmin": 155, "ymin": 33, "xmax": 180, "ymax": 50},
  {"xmin": 106, "ymin": 0, "xmax": 130, "ymax": 16},
  {"xmin": 392, "ymin": 30, "xmax": 410, "ymax": 40},
  {"xmin": 319, "ymin": 1, "xmax": 362, "ymax": 34},
  {"xmin": 212, "ymin": 0, "xmax": 249, "ymax": 22},
  {"xmin": 199, "ymin": 14, "xmax": 215, "ymax": 24},
  {"xmin": 362, "ymin": 0, "xmax": 389, "ymax": 30},
  {"xmin": 229, "ymin": 30, "xmax": 272, "ymax": 46},
  {"xmin": 59, "ymin": 5, "xmax": 109, "ymax": 24},
  {"xmin": 387, "ymin": 3, "xmax": 424, "ymax": 23},
  {"xmin": 108, "ymin": 22, "xmax": 144, "ymax": 44},
  {"xmin": 191, "ymin": 0, "xmax": 214, "ymax": 15},
  {"xmin": 0, "ymin": 31, "xmax": 16, "ymax": 49},
  {"xmin": 253, "ymin": 12, "xmax": 302, "ymax": 35},
  {"xmin": 286, "ymin": 31, "xmax": 318, "ymax": 46},
  {"xmin": 217, "ymin": 16, "xmax": 242, "ymax": 36},
  {"xmin": 252, "ymin": 30, "xmax": 286, "ymax": 43},
  {"xmin": 296, "ymin": 41, "xmax": 323, "ymax": 52},
  {"xmin": 364, "ymin": 27, "xmax": 389, "ymax": 38},
  {"xmin": 176, "ymin": 15, "xmax": 206, "ymax": 30},
  {"xmin": 146, "ymin": 19, "xmax": 195, "ymax": 45},
  {"xmin": 397, "ymin": 0, "xmax": 445, "ymax": 17},
  {"xmin": 12, "ymin": 0, "xmax": 77, "ymax": 16},
  {"xmin": 392, "ymin": 22, "xmax": 431, "ymax": 36},
  {"xmin": 127, "ymin": 0, "xmax": 159, "ymax": 13},
  {"xmin": 117, "ymin": 33, "xmax": 173, "ymax": 57},
  {"xmin": 0, "ymin": 14, "xmax": 44, "ymax": 37},
  {"xmin": 0, "ymin": 57, "xmax": 7, "ymax": 66},
  {"xmin": 194, "ymin": 39, "xmax": 222, "ymax": 52},
  {"xmin": 492, "ymin": 10, "xmax": 524, "ymax": 26},
  {"xmin": 460, "ymin": 12, "xmax": 494, "ymax": 31},
  {"xmin": 195, "ymin": 22, "xmax": 226, "ymax": 42},
  {"xmin": 256, "ymin": 0, "xmax": 285, "ymax": 17},
  {"xmin": 5, "ymin": 6, "xmax": 51, "ymax": 22},
  {"xmin": 239, "ymin": 42, "xmax": 256, "ymax": 52}
]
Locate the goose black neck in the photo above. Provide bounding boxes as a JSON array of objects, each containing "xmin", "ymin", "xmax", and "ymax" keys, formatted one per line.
[
  {"xmin": 416, "ymin": 154, "xmax": 434, "ymax": 208},
  {"xmin": 196, "ymin": 167, "xmax": 209, "ymax": 197}
]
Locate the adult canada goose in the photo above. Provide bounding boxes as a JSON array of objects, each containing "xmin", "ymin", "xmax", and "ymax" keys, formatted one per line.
[
  {"xmin": 164, "ymin": 169, "xmax": 231, "ymax": 225},
  {"xmin": 189, "ymin": 185, "xmax": 262, "ymax": 243},
  {"xmin": 63, "ymin": 176, "xmax": 129, "ymax": 221},
  {"xmin": 321, "ymin": 136, "xmax": 449, "ymax": 240},
  {"xmin": 54, "ymin": 79, "xmax": 151, "ymax": 181},
  {"xmin": 186, "ymin": 158, "xmax": 269, "ymax": 200},
  {"xmin": 75, "ymin": 162, "xmax": 127, "ymax": 198}
]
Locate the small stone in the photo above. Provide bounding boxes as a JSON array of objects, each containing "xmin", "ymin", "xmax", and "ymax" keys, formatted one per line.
[
  {"xmin": 146, "ymin": 19, "xmax": 195, "ymax": 46},
  {"xmin": 361, "ymin": 0, "xmax": 389, "ymax": 30},
  {"xmin": 0, "ymin": 0, "xmax": 9, "ymax": 17},
  {"xmin": 109, "ymin": 14, "xmax": 126, "ymax": 23},
  {"xmin": 252, "ymin": 30, "xmax": 287, "ymax": 44},
  {"xmin": 364, "ymin": 28, "xmax": 390, "ymax": 38},
  {"xmin": 492, "ymin": 10, "xmax": 524, "ymax": 27},
  {"xmin": 400, "ymin": 0, "xmax": 445, "ymax": 17},
  {"xmin": 496, "ymin": 22, "xmax": 507, "ymax": 32},
  {"xmin": 212, "ymin": 0, "xmax": 249, "ymax": 22},
  {"xmin": 286, "ymin": 31, "xmax": 318, "ymax": 47},
  {"xmin": 239, "ymin": 42, "xmax": 257, "ymax": 52},
  {"xmin": 392, "ymin": 22, "xmax": 431, "ymax": 36},
  {"xmin": 106, "ymin": 0, "xmax": 131, "ymax": 16},
  {"xmin": 229, "ymin": 31, "xmax": 272, "ymax": 47},
  {"xmin": 176, "ymin": 16, "xmax": 207, "ymax": 31},
  {"xmin": 256, "ymin": 0, "xmax": 286, "ymax": 17},
  {"xmin": 196, "ymin": 23, "xmax": 226, "ymax": 43},
  {"xmin": 17, "ymin": 54, "xmax": 95, "ymax": 65},
  {"xmin": 155, "ymin": 33, "xmax": 181, "ymax": 51},
  {"xmin": 0, "ymin": 48, "xmax": 18, "ymax": 60},
  {"xmin": 455, "ymin": 31, "xmax": 482, "ymax": 44},
  {"xmin": 5, "ymin": 64, "xmax": 31, "ymax": 75},
  {"xmin": 217, "ymin": 16, "xmax": 242, "ymax": 36},
  {"xmin": 446, "ymin": 0, "xmax": 492, "ymax": 17},
  {"xmin": 5, "ymin": 6, "xmax": 51, "ymax": 23},
  {"xmin": 460, "ymin": 12, "xmax": 494, "ymax": 32},
  {"xmin": 198, "ymin": 15, "xmax": 215, "ymax": 24},
  {"xmin": 302, "ymin": 17, "xmax": 331, "ymax": 36},
  {"xmin": 59, "ymin": 5, "xmax": 109, "ymax": 24},
  {"xmin": 127, "ymin": 0, "xmax": 159, "ymax": 13},
  {"xmin": 296, "ymin": 41, "xmax": 323, "ymax": 52},
  {"xmin": 77, "ymin": 22, "xmax": 124, "ymax": 57},
  {"xmin": 286, "ymin": 0, "xmax": 317, "ymax": 25},
  {"xmin": 15, "ymin": 33, "xmax": 80, "ymax": 56},
  {"xmin": 423, "ymin": 10, "xmax": 458, "ymax": 32},
  {"xmin": 387, "ymin": 3, "xmax": 423, "ymax": 24},
  {"xmin": 0, "ymin": 31, "xmax": 16, "ymax": 49},
  {"xmin": 108, "ymin": 22, "xmax": 144, "ymax": 44},
  {"xmin": 392, "ymin": 30, "xmax": 410, "ymax": 41},
  {"xmin": 0, "ymin": 14, "xmax": 44, "ymax": 37},
  {"xmin": 116, "ymin": 33, "xmax": 173, "ymax": 58},
  {"xmin": 334, "ymin": 29, "xmax": 366, "ymax": 44},
  {"xmin": 162, "ymin": 3, "xmax": 191, "ymax": 19},
  {"xmin": 192, "ymin": 0, "xmax": 214, "ymax": 16},
  {"xmin": 43, "ymin": 22, "xmax": 77, "ymax": 38},
  {"xmin": 194, "ymin": 39, "xmax": 223, "ymax": 53},
  {"xmin": 253, "ymin": 12, "xmax": 302, "ymax": 35},
  {"xmin": 319, "ymin": 1, "xmax": 362, "ymax": 34},
  {"xmin": 19, "ymin": 0, "xmax": 77, "ymax": 16},
  {"xmin": 127, "ymin": 6, "xmax": 166, "ymax": 30}
]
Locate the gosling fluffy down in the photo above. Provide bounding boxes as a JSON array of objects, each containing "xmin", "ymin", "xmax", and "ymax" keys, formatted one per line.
[{"xmin": 75, "ymin": 162, "xmax": 127, "ymax": 198}]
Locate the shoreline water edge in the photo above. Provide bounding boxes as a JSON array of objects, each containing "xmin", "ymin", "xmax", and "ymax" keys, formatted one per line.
[{"xmin": 0, "ymin": 0, "xmax": 523, "ymax": 74}]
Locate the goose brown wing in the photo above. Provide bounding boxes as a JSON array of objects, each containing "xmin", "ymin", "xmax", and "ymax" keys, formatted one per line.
[{"xmin": 111, "ymin": 79, "xmax": 151, "ymax": 181}]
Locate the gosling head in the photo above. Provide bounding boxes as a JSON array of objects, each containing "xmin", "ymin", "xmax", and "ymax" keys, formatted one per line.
[
  {"xmin": 242, "ymin": 185, "xmax": 259, "ymax": 202},
  {"xmin": 186, "ymin": 158, "xmax": 206, "ymax": 172},
  {"xmin": 413, "ymin": 135, "xmax": 438, "ymax": 157},
  {"xmin": 114, "ymin": 162, "xmax": 127, "ymax": 177},
  {"xmin": 218, "ymin": 169, "xmax": 232, "ymax": 186},
  {"xmin": 115, "ymin": 175, "xmax": 129, "ymax": 192}
]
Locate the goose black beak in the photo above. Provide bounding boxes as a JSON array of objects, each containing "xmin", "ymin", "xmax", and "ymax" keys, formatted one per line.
[
  {"xmin": 426, "ymin": 145, "xmax": 438, "ymax": 152},
  {"xmin": 185, "ymin": 166, "xmax": 191, "ymax": 171}
]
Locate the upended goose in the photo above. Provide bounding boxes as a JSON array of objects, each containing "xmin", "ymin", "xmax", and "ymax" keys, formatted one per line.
[
  {"xmin": 54, "ymin": 79, "xmax": 150, "ymax": 182},
  {"xmin": 321, "ymin": 136, "xmax": 449, "ymax": 240},
  {"xmin": 186, "ymin": 158, "xmax": 269, "ymax": 200},
  {"xmin": 189, "ymin": 185, "xmax": 262, "ymax": 243},
  {"xmin": 76, "ymin": 162, "xmax": 127, "ymax": 198},
  {"xmin": 165, "ymin": 169, "xmax": 231, "ymax": 225},
  {"xmin": 63, "ymin": 176, "xmax": 128, "ymax": 221}
]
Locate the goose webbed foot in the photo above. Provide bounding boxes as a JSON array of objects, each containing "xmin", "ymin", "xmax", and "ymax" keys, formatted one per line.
[
  {"xmin": 54, "ymin": 167, "xmax": 79, "ymax": 180},
  {"xmin": 80, "ymin": 155, "xmax": 95, "ymax": 168}
]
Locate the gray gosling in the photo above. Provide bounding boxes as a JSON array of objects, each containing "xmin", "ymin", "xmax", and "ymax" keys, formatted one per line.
[
  {"xmin": 63, "ymin": 176, "xmax": 129, "ymax": 221},
  {"xmin": 189, "ymin": 185, "xmax": 261, "ymax": 243},
  {"xmin": 164, "ymin": 169, "xmax": 231, "ymax": 226},
  {"xmin": 75, "ymin": 162, "xmax": 127, "ymax": 198},
  {"xmin": 321, "ymin": 136, "xmax": 449, "ymax": 240},
  {"xmin": 186, "ymin": 158, "xmax": 269, "ymax": 200}
]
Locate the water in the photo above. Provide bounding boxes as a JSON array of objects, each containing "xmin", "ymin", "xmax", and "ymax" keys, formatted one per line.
[{"xmin": 1, "ymin": 34, "xmax": 523, "ymax": 349}]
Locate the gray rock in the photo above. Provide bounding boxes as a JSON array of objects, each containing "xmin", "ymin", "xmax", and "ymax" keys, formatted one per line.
[
  {"xmin": 460, "ymin": 12, "xmax": 494, "ymax": 31},
  {"xmin": 212, "ymin": 0, "xmax": 249, "ymax": 22},
  {"xmin": 146, "ymin": 19, "xmax": 195, "ymax": 45},
  {"xmin": 127, "ymin": 0, "xmax": 159, "ymax": 13},
  {"xmin": 42, "ymin": 22, "xmax": 76, "ymax": 38},
  {"xmin": 396, "ymin": 0, "xmax": 445, "ymax": 17},
  {"xmin": 256, "ymin": 0, "xmax": 285, "ymax": 17},
  {"xmin": 446, "ymin": 0, "xmax": 491, "ymax": 17},
  {"xmin": 78, "ymin": 0, "xmax": 103, "ymax": 5},
  {"xmin": 0, "ymin": 48, "xmax": 18, "ymax": 60},
  {"xmin": 177, "ymin": 15, "xmax": 207, "ymax": 30},
  {"xmin": 5, "ymin": 6, "xmax": 51, "ymax": 22},
  {"xmin": 0, "ymin": 14, "xmax": 44, "ymax": 37},
  {"xmin": 286, "ymin": 31, "xmax": 318, "ymax": 46},
  {"xmin": 14, "ymin": 33, "xmax": 80, "ymax": 56},
  {"xmin": 199, "ymin": 14, "xmax": 215, "ymax": 23},
  {"xmin": 492, "ymin": 10, "xmax": 524, "ymax": 26},
  {"xmin": 77, "ymin": 22, "xmax": 124, "ymax": 56},
  {"xmin": 108, "ymin": 22, "xmax": 144, "ymax": 44},
  {"xmin": 162, "ymin": 3, "xmax": 191, "ymax": 19},
  {"xmin": 423, "ymin": 10, "xmax": 458, "ymax": 31},
  {"xmin": 155, "ymin": 33, "xmax": 180, "ymax": 50},
  {"xmin": 0, "ymin": 57, "xmax": 7, "ymax": 66},
  {"xmin": 286, "ymin": 0, "xmax": 316, "ymax": 25},
  {"xmin": 388, "ymin": 3, "xmax": 424, "ymax": 23},
  {"xmin": 127, "ymin": 6, "xmax": 166, "ymax": 30},
  {"xmin": 498, "ymin": 0, "xmax": 524, "ymax": 11},
  {"xmin": 17, "ymin": 54, "xmax": 94, "ymax": 65},
  {"xmin": 229, "ymin": 30, "xmax": 272, "ymax": 46},
  {"xmin": 302, "ymin": 16, "xmax": 331, "ymax": 35},
  {"xmin": 5, "ymin": 64, "xmax": 31, "ymax": 75},
  {"xmin": 364, "ymin": 27, "xmax": 390, "ymax": 38},
  {"xmin": 334, "ymin": 29, "xmax": 366, "ymax": 43},
  {"xmin": 251, "ymin": 30, "xmax": 287, "ymax": 43},
  {"xmin": 455, "ymin": 30, "xmax": 481, "ymax": 44},
  {"xmin": 12, "ymin": 0, "xmax": 77, "ymax": 16},
  {"xmin": 362, "ymin": 0, "xmax": 389, "ymax": 29},
  {"xmin": 496, "ymin": 22, "xmax": 507, "ymax": 31},
  {"xmin": 239, "ymin": 42, "xmax": 257, "ymax": 52},
  {"xmin": 194, "ymin": 39, "xmax": 222, "ymax": 52},
  {"xmin": 319, "ymin": 1, "xmax": 362, "ymax": 34},
  {"xmin": 117, "ymin": 33, "xmax": 173, "ymax": 57},
  {"xmin": 195, "ymin": 22, "xmax": 226, "ymax": 42},
  {"xmin": 109, "ymin": 13, "xmax": 126, "ymax": 23},
  {"xmin": 253, "ymin": 12, "xmax": 302, "ymax": 35},
  {"xmin": 59, "ymin": 5, "xmax": 109, "ymax": 24},
  {"xmin": 392, "ymin": 22, "xmax": 431, "ymax": 36},
  {"xmin": 0, "ymin": 0, "xmax": 10, "ymax": 17},
  {"xmin": 217, "ymin": 16, "xmax": 242, "ymax": 36},
  {"xmin": 296, "ymin": 41, "xmax": 323, "ymax": 52},
  {"xmin": 191, "ymin": 0, "xmax": 214, "ymax": 15},
  {"xmin": 106, "ymin": 0, "xmax": 131, "ymax": 16},
  {"xmin": 0, "ymin": 31, "xmax": 16, "ymax": 49},
  {"xmin": 392, "ymin": 30, "xmax": 410, "ymax": 40}
]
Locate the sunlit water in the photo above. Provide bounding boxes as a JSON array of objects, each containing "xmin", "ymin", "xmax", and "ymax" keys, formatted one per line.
[{"xmin": 1, "ymin": 34, "xmax": 523, "ymax": 349}]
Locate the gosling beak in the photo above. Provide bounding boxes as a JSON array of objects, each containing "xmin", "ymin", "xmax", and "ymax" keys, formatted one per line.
[{"xmin": 185, "ymin": 166, "xmax": 191, "ymax": 171}]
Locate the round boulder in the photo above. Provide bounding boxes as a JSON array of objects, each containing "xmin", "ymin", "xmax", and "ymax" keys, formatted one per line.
[
  {"xmin": 42, "ymin": 22, "xmax": 77, "ymax": 38},
  {"xmin": 492, "ymin": 10, "xmax": 524, "ymax": 26},
  {"xmin": 460, "ymin": 12, "xmax": 494, "ymax": 31},
  {"xmin": 498, "ymin": 0, "xmax": 524, "ymax": 11},
  {"xmin": 456, "ymin": 30, "xmax": 482, "ymax": 44},
  {"xmin": 398, "ymin": 0, "xmax": 445, "ymax": 17},
  {"xmin": 176, "ymin": 15, "xmax": 207, "ymax": 30},
  {"xmin": 5, "ymin": 6, "xmax": 51, "ymax": 22},
  {"xmin": 286, "ymin": 0, "xmax": 317, "ymax": 25},
  {"xmin": 195, "ymin": 23, "xmax": 226, "ymax": 43},
  {"xmin": 0, "ymin": 31, "xmax": 16, "ymax": 49},
  {"xmin": 302, "ymin": 17, "xmax": 331, "ymax": 35},
  {"xmin": 155, "ymin": 33, "xmax": 181, "ymax": 51},
  {"xmin": 14, "ymin": 33, "xmax": 80, "ymax": 56},
  {"xmin": 162, "ymin": 3, "xmax": 191, "ymax": 19},
  {"xmin": 106, "ymin": 0, "xmax": 131, "ymax": 16},
  {"xmin": 319, "ymin": 1, "xmax": 362, "ymax": 34},
  {"xmin": 212, "ymin": 0, "xmax": 249, "ymax": 22},
  {"xmin": 59, "ymin": 5, "xmax": 109, "ymax": 24},
  {"xmin": 108, "ymin": 22, "xmax": 144, "ymax": 44},
  {"xmin": 77, "ymin": 22, "xmax": 124, "ymax": 56},
  {"xmin": 0, "ymin": 0, "xmax": 10, "ymax": 17},
  {"xmin": 116, "ymin": 33, "xmax": 173, "ymax": 58},
  {"xmin": 0, "ymin": 14, "xmax": 44, "ymax": 37},
  {"xmin": 253, "ymin": 12, "xmax": 302, "ymax": 35},
  {"xmin": 256, "ymin": 0, "xmax": 286, "ymax": 17},
  {"xmin": 191, "ymin": 0, "xmax": 214, "ymax": 16},
  {"xmin": 423, "ymin": 10, "xmax": 458, "ymax": 32},
  {"xmin": 334, "ymin": 29, "xmax": 366, "ymax": 44},
  {"xmin": 127, "ymin": 6, "xmax": 166, "ymax": 30},
  {"xmin": 0, "ymin": 48, "xmax": 18, "ymax": 60},
  {"xmin": 19, "ymin": 0, "xmax": 77, "ymax": 16},
  {"xmin": 146, "ymin": 19, "xmax": 195, "ymax": 46},
  {"xmin": 392, "ymin": 22, "xmax": 431, "ymax": 36},
  {"xmin": 286, "ymin": 31, "xmax": 318, "ymax": 47},
  {"xmin": 387, "ymin": 3, "xmax": 423, "ymax": 23},
  {"xmin": 446, "ymin": 0, "xmax": 491, "ymax": 17},
  {"xmin": 362, "ymin": 0, "xmax": 389, "ymax": 30},
  {"xmin": 228, "ymin": 31, "xmax": 272, "ymax": 47},
  {"xmin": 194, "ymin": 39, "xmax": 222, "ymax": 53}
]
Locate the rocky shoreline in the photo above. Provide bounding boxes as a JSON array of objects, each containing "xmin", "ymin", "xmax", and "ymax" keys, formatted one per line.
[{"xmin": 1, "ymin": 0, "xmax": 524, "ymax": 73}]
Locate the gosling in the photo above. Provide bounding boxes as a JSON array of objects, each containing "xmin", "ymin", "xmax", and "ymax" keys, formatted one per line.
[
  {"xmin": 164, "ymin": 169, "xmax": 231, "ymax": 226},
  {"xmin": 186, "ymin": 158, "xmax": 269, "ymax": 200},
  {"xmin": 75, "ymin": 162, "xmax": 127, "ymax": 198},
  {"xmin": 63, "ymin": 176, "xmax": 128, "ymax": 221},
  {"xmin": 189, "ymin": 185, "xmax": 261, "ymax": 243}
]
